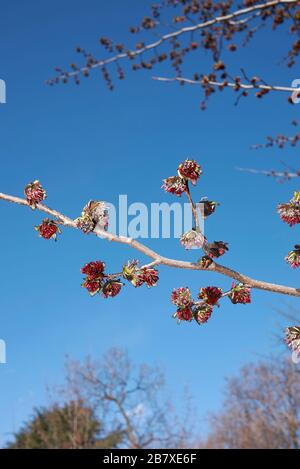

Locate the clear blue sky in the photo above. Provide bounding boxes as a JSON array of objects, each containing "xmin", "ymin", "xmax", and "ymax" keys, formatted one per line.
[{"xmin": 0, "ymin": 0, "xmax": 299, "ymax": 446}]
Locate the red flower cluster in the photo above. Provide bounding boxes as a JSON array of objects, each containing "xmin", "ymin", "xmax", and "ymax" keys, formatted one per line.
[
  {"xmin": 81, "ymin": 261, "xmax": 105, "ymax": 280},
  {"xmin": 171, "ymin": 287, "xmax": 193, "ymax": 308},
  {"xmin": 285, "ymin": 245, "xmax": 300, "ymax": 268},
  {"xmin": 162, "ymin": 159, "xmax": 202, "ymax": 197},
  {"xmin": 24, "ymin": 180, "xmax": 47, "ymax": 209},
  {"xmin": 81, "ymin": 260, "xmax": 123, "ymax": 299},
  {"xmin": 171, "ymin": 287, "xmax": 216, "ymax": 324},
  {"xmin": 228, "ymin": 283, "xmax": 251, "ymax": 304},
  {"xmin": 277, "ymin": 192, "xmax": 300, "ymax": 227},
  {"xmin": 122, "ymin": 260, "xmax": 159, "ymax": 288},
  {"xmin": 206, "ymin": 241, "xmax": 229, "ymax": 258},
  {"xmin": 177, "ymin": 160, "xmax": 202, "ymax": 185},
  {"xmin": 162, "ymin": 176, "xmax": 186, "ymax": 196},
  {"xmin": 193, "ymin": 304, "xmax": 213, "ymax": 324},
  {"xmin": 102, "ymin": 280, "xmax": 123, "ymax": 298},
  {"xmin": 35, "ymin": 219, "xmax": 61, "ymax": 240},
  {"xmin": 198, "ymin": 286, "xmax": 222, "ymax": 306},
  {"xmin": 171, "ymin": 282, "xmax": 251, "ymax": 325}
]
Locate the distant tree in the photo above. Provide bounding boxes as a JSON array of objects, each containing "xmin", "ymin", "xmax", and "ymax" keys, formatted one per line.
[
  {"xmin": 7, "ymin": 400, "xmax": 123, "ymax": 449},
  {"xmin": 6, "ymin": 348, "xmax": 193, "ymax": 449},
  {"xmin": 63, "ymin": 348, "xmax": 193, "ymax": 449},
  {"xmin": 201, "ymin": 358, "xmax": 300, "ymax": 449}
]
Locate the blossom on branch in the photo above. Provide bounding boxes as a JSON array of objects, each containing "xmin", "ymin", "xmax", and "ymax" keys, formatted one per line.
[
  {"xmin": 81, "ymin": 261, "xmax": 106, "ymax": 280},
  {"xmin": 180, "ymin": 229, "xmax": 205, "ymax": 250},
  {"xmin": 102, "ymin": 280, "xmax": 123, "ymax": 298},
  {"xmin": 228, "ymin": 283, "xmax": 251, "ymax": 304},
  {"xmin": 171, "ymin": 287, "xmax": 193, "ymax": 308},
  {"xmin": 193, "ymin": 303, "xmax": 213, "ymax": 324},
  {"xmin": 35, "ymin": 219, "xmax": 61, "ymax": 241},
  {"xmin": 277, "ymin": 191, "xmax": 300, "ymax": 227},
  {"xmin": 24, "ymin": 180, "xmax": 47, "ymax": 209},
  {"xmin": 198, "ymin": 286, "xmax": 222, "ymax": 306},
  {"xmin": 178, "ymin": 159, "xmax": 202, "ymax": 185},
  {"xmin": 76, "ymin": 200, "xmax": 109, "ymax": 234},
  {"xmin": 122, "ymin": 260, "xmax": 159, "ymax": 288},
  {"xmin": 162, "ymin": 176, "xmax": 187, "ymax": 196}
]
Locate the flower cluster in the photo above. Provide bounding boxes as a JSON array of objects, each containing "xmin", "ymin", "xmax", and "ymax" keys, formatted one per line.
[
  {"xmin": 228, "ymin": 283, "xmax": 251, "ymax": 304},
  {"xmin": 122, "ymin": 260, "xmax": 159, "ymax": 288},
  {"xmin": 285, "ymin": 326, "xmax": 300, "ymax": 358},
  {"xmin": 277, "ymin": 192, "xmax": 300, "ymax": 227},
  {"xmin": 76, "ymin": 200, "xmax": 109, "ymax": 234},
  {"xmin": 177, "ymin": 159, "xmax": 202, "ymax": 185},
  {"xmin": 24, "ymin": 180, "xmax": 47, "ymax": 209},
  {"xmin": 162, "ymin": 176, "xmax": 186, "ymax": 196},
  {"xmin": 180, "ymin": 229, "xmax": 205, "ymax": 250},
  {"xmin": 162, "ymin": 159, "xmax": 202, "ymax": 197},
  {"xmin": 35, "ymin": 219, "xmax": 61, "ymax": 240},
  {"xmin": 171, "ymin": 286, "xmax": 219, "ymax": 325},
  {"xmin": 81, "ymin": 260, "xmax": 123, "ymax": 298},
  {"xmin": 198, "ymin": 286, "xmax": 222, "ymax": 306},
  {"xmin": 171, "ymin": 282, "xmax": 251, "ymax": 325},
  {"xmin": 285, "ymin": 245, "xmax": 300, "ymax": 268}
]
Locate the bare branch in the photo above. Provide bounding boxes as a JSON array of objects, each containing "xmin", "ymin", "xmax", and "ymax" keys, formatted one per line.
[
  {"xmin": 46, "ymin": 0, "xmax": 299, "ymax": 85},
  {"xmin": 152, "ymin": 75, "xmax": 297, "ymax": 94}
]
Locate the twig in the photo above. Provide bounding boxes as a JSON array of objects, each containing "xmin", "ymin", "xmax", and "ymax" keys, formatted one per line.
[
  {"xmin": 152, "ymin": 75, "xmax": 298, "ymax": 94},
  {"xmin": 47, "ymin": 0, "xmax": 298, "ymax": 84}
]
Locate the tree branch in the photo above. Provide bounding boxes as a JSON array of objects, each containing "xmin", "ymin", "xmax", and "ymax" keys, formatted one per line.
[
  {"xmin": 46, "ymin": 0, "xmax": 298, "ymax": 85},
  {"xmin": 152, "ymin": 75, "xmax": 297, "ymax": 94},
  {"xmin": 1, "ymin": 191, "xmax": 300, "ymax": 298}
]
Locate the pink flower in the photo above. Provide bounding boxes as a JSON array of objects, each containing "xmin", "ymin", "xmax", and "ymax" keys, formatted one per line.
[
  {"xmin": 198, "ymin": 286, "xmax": 222, "ymax": 306},
  {"xmin": 162, "ymin": 176, "xmax": 187, "ymax": 196},
  {"xmin": 82, "ymin": 278, "xmax": 102, "ymax": 296},
  {"xmin": 180, "ymin": 229, "xmax": 205, "ymax": 250},
  {"xmin": 139, "ymin": 267, "xmax": 159, "ymax": 287},
  {"xmin": 81, "ymin": 261, "xmax": 106, "ymax": 280},
  {"xmin": 178, "ymin": 159, "xmax": 202, "ymax": 185},
  {"xmin": 102, "ymin": 280, "xmax": 123, "ymax": 298},
  {"xmin": 171, "ymin": 287, "xmax": 193, "ymax": 308},
  {"xmin": 35, "ymin": 219, "xmax": 61, "ymax": 240},
  {"xmin": 175, "ymin": 306, "xmax": 194, "ymax": 322},
  {"xmin": 24, "ymin": 180, "xmax": 47, "ymax": 209},
  {"xmin": 277, "ymin": 192, "xmax": 300, "ymax": 227},
  {"xmin": 228, "ymin": 283, "xmax": 251, "ymax": 304},
  {"xmin": 193, "ymin": 304, "xmax": 213, "ymax": 324}
]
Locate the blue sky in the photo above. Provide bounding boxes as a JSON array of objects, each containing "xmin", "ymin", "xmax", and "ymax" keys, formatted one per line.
[{"xmin": 0, "ymin": 0, "xmax": 299, "ymax": 446}]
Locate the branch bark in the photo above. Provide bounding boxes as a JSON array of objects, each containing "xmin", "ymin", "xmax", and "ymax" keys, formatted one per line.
[{"xmin": 1, "ymin": 191, "xmax": 300, "ymax": 298}]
